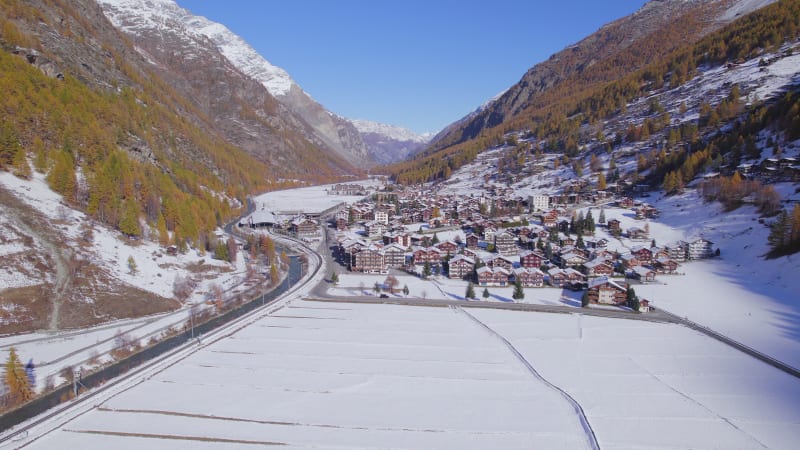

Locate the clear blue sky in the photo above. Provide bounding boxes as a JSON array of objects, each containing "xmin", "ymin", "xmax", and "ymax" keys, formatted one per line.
[{"xmin": 178, "ymin": 0, "xmax": 648, "ymax": 134}]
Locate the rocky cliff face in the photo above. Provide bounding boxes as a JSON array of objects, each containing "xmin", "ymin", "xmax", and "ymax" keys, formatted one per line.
[{"xmin": 98, "ymin": 0, "xmax": 369, "ymax": 168}]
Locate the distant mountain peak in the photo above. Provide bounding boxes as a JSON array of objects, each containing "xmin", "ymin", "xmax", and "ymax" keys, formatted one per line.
[{"xmin": 350, "ymin": 119, "xmax": 433, "ymax": 144}]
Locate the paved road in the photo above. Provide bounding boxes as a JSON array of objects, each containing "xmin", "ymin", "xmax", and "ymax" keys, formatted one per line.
[{"xmin": 304, "ymin": 295, "xmax": 681, "ymax": 323}]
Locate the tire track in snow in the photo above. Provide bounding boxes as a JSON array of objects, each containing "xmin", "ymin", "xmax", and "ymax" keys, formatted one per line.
[
  {"xmin": 455, "ymin": 306, "xmax": 600, "ymax": 450},
  {"xmin": 627, "ymin": 356, "xmax": 768, "ymax": 449}
]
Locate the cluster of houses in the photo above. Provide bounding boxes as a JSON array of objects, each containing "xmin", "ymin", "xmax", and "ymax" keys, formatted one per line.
[
  {"xmin": 332, "ymin": 187, "xmax": 716, "ymax": 307},
  {"xmin": 735, "ymin": 157, "xmax": 800, "ymax": 181}
]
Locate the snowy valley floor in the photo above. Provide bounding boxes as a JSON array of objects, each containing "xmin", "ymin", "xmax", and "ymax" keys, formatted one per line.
[{"xmin": 25, "ymin": 300, "xmax": 800, "ymax": 449}]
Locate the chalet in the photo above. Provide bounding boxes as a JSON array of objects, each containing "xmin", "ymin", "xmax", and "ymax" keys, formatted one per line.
[
  {"xmin": 563, "ymin": 267, "xmax": 586, "ymax": 284},
  {"xmin": 559, "ymin": 251, "xmax": 588, "ymax": 268},
  {"xmin": 638, "ymin": 299, "xmax": 652, "ymax": 312},
  {"xmin": 666, "ymin": 241, "xmax": 688, "ymax": 262},
  {"xmin": 335, "ymin": 208, "xmax": 350, "ymax": 222},
  {"xmin": 363, "ymin": 220, "xmax": 385, "ymax": 238},
  {"xmin": 628, "ymin": 226, "xmax": 649, "ymax": 240},
  {"xmin": 560, "ymin": 234, "xmax": 576, "ymax": 247},
  {"xmin": 519, "ymin": 250, "xmax": 545, "ymax": 269},
  {"xmin": 513, "ymin": 267, "xmax": 545, "ymax": 287},
  {"xmin": 584, "ymin": 237, "xmax": 608, "ymax": 249},
  {"xmin": 557, "ymin": 219, "xmax": 571, "ymax": 233},
  {"xmin": 462, "ymin": 248, "xmax": 480, "ymax": 262},
  {"xmin": 436, "ymin": 240, "xmax": 459, "ymax": 256},
  {"xmin": 654, "ymin": 257, "xmax": 679, "ymax": 274},
  {"xmin": 486, "ymin": 255, "xmax": 515, "ymax": 271},
  {"xmin": 336, "ymin": 217, "xmax": 348, "ymax": 231},
  {"xmin": 495, "ymin": 231, "xmax": 519, "ymax": 256},
  {"xmin": 547, "ymin": 267, "xmax": 584, "ymax": 287},
  {"xmin": 412, "ymin": 246, "xmax": 443, "ymax": 267},
  {"xmin": 634, "ymin": 204, "xmax": 659, "ymax": 219},
  {"xmin": 607, "ymin": 219, "xmax": 621, "ymax": 235},
  {"xmin": 621, "ymin": 253, "xmax": 640, "ymax": 268},
  {"xmin": 630, "ymin": 266, "xmax": 657, "ymax": 282},
  {"xmin": 465, "ymin": 233, "xmax": 480, "ymax": 249},
  {"xmin": 291, "ymin": 217, "xmax": 318, "ymax": 238},
  {"xmin": 688, "ymin": 238, "xmax": 714, "ymax": 260},
  {"xmin": 618, "ymin": 197, "xmax": 635, "ymax": 208},
  {"xmin": 630, "ymin": 245, "xmax": 653, "ymax": 264},
  {"xmin": 383, "ymin": 243, "xmax": 408, "ymax": 268},
  {"xmin": 448, "ymin": 254, "xmax": 475, "ymax": 280},
  {"xmin": 587, "ymin": 276, "xmax": 628, "ymax": 305},
  {"xmin": 542, "ymin": 210, "xmax": 559, "ymax": 228},
  {"xmin": 477, "ymin": 266, "xmax": 511, "ymax": 287},
  {"xmin": 353, "ymin": 246, "xmax": 387, "ymax": 274},
  {"xmin": 582, "ymin": 259, "xmax": 614, "ymax": 277}
]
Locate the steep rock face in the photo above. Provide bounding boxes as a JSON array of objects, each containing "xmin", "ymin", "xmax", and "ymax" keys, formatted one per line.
[
  {"xmin": 350, "ymin": 119, "xmax": 432, "ymax": 165},
  {"xmin": 99, "ymin": 0, "xmax": 368, "ymax": 168},
  {"xmin": 431, "ymin": 0, "xmax": 776, "ymax": 150}
]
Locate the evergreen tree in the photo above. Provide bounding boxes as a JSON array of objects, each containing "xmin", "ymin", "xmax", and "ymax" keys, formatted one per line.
[
  {"xmin": 512, "ymin": 279, "xmax": 524, "ymax": 300},
  {"xmin": 156, "ymin": 213, "xmax": 169, "ymax": 246},
  {"xmin": 482, "ymin": 287, "xmax": 490, "ymax": 299},
  {"xmin": 4, "ymin": 347, "xmax": 32, "ymax": 407},
  {"xmin": 768, "ymin": 209, "xmax": 790, "ymax": 256},
  {"xmin": 576, "ymin": 235, "xmax": 585, "ymax": 249},
  {"xmin": 599, "ymin": 207, "xmax": 606, "ymax": 225},
  {"xmin": 585, "ymin": 209, "xmax": 595, "ymax": 233},
  {"xmin": 32, "ymin": 137, "xmax": 47, "ymax": 173},
  {"xmin": 626, "ymin": 287, "xmax": 640, "ymax": 311},
  {"xmin": 373, "ymin": 282, "xmax": 381, "ymax": 295},
  {"xmin": 47, "ymin": 151, "xmax": 76, "ymax": 201},
  {"xmin": 403, "ymin": 284, "xmax": 409, "ymax": 296},
  {"xmin": 465, "ymin": 282, "xmax": 475, "ymax": 299},
  {"xmin": 119, "ymin": 198, "xmax": 141, "ymax": 237},
  {"xmin": 0, "ymin": 123, "xmax": 20, "ymax": 167},
  {"xmin": 214, "ymin": 240, "xmax": 229, "ymax": 261},
  {"xmin": 432, "ymin": 233, "xmax": 440, "ymax": 244},
  {"xmin": 11, "ymin": 148, "xmax": 31, "ymax": 179},
  {"xmin": 423, "ymin": 261, "xmax": 432, "ymax": 278},
  {"xmin": 581, "ymin": 291, "xmax": 590, "ymax": 307}
]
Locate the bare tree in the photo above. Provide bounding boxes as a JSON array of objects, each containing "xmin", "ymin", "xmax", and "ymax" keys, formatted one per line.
[
  {"xmin": 226, "ymin": 237, "xmax": 238, "ymax": 264},
  {"xmin": 384, "ymin": 275, "xmax": 399, "ymax": 293},
  {"xmin": 210, "ymin": 283, "xmax": 224, "ymax": 311},
  {"xmin": 173, "ymin": 275, "xmax": 197, "ymax": 303}
]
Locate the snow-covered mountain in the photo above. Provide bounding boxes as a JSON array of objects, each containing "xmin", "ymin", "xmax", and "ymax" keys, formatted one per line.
[
  {"xmin": 98, "ymin": 0, "xmax": 369, "ymax": 166},
  {"xmin": 350, "ymin": 119, "xmax": 433, "ymax": 164}
]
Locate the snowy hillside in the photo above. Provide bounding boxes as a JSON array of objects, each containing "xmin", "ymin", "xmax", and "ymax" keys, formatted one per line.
[{"xmin": 0, "ymin": 170, "xmax": 250, "ymax": 333}]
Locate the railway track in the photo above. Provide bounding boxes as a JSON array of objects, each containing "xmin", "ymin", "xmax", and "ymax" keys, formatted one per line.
[{"xmin": 0, "ymin": 233, "xmax": 324, "ymax": 444}]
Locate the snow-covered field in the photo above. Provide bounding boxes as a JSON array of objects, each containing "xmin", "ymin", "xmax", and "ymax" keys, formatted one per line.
[
  {"xmin": 252, "ymin": 179, "xmax": 382, "ymax": 215},
  {"xmin": 329, "ymin": 273, "xmax": 583, "ymax": 306},
  {"xmin": 24, "ymin": 300, "xmax": 800, "ymax": 449}
]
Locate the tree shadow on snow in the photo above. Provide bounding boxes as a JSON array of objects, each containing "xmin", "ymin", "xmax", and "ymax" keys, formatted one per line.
[{"xmin": 491, "ymin": 294, "xmax": 514, "ymax": 302}]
